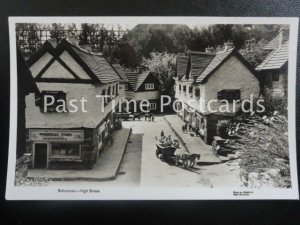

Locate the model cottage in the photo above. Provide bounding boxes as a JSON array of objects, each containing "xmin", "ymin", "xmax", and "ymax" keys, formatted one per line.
[
  {"xmin": 25, "ymin": 37, "xmax": 122, "ymax": 169},
  {"xmin": 256, "ymin": 25, "xmax": 289, "ymax": 97},
  {"xmin": 174, "ymin": 42, "xmax": 260, "ymax": 144},
  {"xmin": 122, "ymin": 70, "xmax": 160, "ymax": 113}
]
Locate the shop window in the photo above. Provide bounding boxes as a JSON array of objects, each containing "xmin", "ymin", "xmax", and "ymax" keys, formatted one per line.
[
  {"xmin": 39, "ymin": 91, "xmax": 66, "ymax": 113},
  {"xmin": 116, "ymin": 84, "xmax": 119, "ymax": 95},
  {"xmin": 272, "ymin": 72, "xmax": 280, "ymax": 81},
  {"xmin": 51, "ymin": 143, "xmax": 80, "ymax": 158},
  {"xmin": 112, "ymin": 86, "xmax": 115, "ymax": 96},
  {"xmin": 217, "ymin": 89, "xmax": 240, "ymax": 102},
  {"xmin": 183, "ymin": 85, "xmax": 186, "ymax": 94},
  {"xmin": 145, "ymin": 83, "xmax": 155, "ymax": 90}
]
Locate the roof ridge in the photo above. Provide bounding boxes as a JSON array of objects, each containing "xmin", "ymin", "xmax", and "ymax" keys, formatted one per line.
[
  {"xmin": 257, "ymin": 41, "xmax": 289, "ymax": 70},
  {"xmin": 65, "ymin": 39, "xmax": 103, "ymax": 56},
  {"xmin": 195, "ymin": 49, "xmax": 234, "ymax": 83}
]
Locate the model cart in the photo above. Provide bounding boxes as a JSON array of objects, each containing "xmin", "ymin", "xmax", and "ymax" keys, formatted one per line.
[{"xmin": 155, "ymin": 135, "xmax": 200, "ymax": 169}]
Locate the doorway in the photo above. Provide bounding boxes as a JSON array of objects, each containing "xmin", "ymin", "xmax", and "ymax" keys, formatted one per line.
[{"xmin": 34, "ymin": 143, "xmax": 48, "ymax": 168}]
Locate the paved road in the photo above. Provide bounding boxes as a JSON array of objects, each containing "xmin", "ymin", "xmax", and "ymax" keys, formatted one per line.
[
  {"xmin": 48, "ymin": 115, "xmax": 242, "ymax": 188},
  {"xmin": 123, "ymin": 116, "xmax": 203, "ymax": 187},
  {"xmin": 123, "ymin": 115, "xmax": 242, "ymax": 188}
]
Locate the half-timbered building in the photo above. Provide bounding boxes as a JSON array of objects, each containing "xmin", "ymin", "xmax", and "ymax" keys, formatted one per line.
[{"xmin": 25, "ymin": 37, "xmax": 122, "ymax": 169}]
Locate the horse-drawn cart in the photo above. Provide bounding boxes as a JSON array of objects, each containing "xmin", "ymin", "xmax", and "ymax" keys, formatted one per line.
[{"xmin": 155, "ymin": 142, "xmax": 200, "ymax": 169}]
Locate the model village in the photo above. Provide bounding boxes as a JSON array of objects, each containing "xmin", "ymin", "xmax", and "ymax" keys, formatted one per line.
[{"xmin": 15, "ymin": 25, "xmax": 290, "ymax": 188}]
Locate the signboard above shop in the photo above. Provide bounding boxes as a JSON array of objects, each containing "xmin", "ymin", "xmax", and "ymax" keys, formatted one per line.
[{"xmin": 29, "ymin": 130, "xmax": 84, "ymax": 142}]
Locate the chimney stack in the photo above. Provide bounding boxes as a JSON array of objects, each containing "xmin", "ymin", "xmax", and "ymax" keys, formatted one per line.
[
  {"xmin": 205, "ymin": 47, "xmax": 214, "ymax": 53},
  {"xmin": 279, "ymin": 25, "xmax": 289, "ymax": 46},
  {"xmin": 67, "ymin": 35, "xmax": 79, "ymax": 45},
  {"xmin": 224, "ymin": 41, "xmax": 234, "ymax": 51},
  {"xmin": 136, "ymin": 66, "xmax": 143, "ymax": 73}
]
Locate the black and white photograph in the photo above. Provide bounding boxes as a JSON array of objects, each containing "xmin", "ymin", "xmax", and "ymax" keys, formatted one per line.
[{"xmin": 5, "ymin": 17, "xmax": 299, "ymax": 200}]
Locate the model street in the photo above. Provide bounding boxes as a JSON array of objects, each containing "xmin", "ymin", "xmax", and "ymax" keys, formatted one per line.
[{"xmin": 48, "ymin": 115, "xmax": 242, "ymax": 188}]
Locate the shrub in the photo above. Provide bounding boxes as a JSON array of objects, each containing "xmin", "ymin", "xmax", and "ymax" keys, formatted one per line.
[{"xmin": 252, "ymin": 87, "xmax": 288, "ymax": 117}]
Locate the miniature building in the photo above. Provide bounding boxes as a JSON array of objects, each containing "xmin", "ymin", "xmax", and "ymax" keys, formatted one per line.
[
  {"xmin": 124, "ymin": 70, "xmax": 160, "ymax": 112},
  {"xmin": 25, "ymin": 37, "xmax": 122, "ymax": 169},
  {"xmin": 175, "ymin": 43, "xmax": 260, "ymax": 144},
  {"xmin": 111, "ymin": 68, "xmax": 160, "ymax": 113},
  {"xmin": 256, "ymin": 26, "xmax": 289, "ymax": 97}
]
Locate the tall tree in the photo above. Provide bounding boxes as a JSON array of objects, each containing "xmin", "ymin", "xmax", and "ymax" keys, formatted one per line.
[
  {"xmin": 142, "ymin": 52, "xmax": 176, "ymax": 94},
  {"xmin": 16, "ymin": 23, "xmax": 42, "ymax": 58}
]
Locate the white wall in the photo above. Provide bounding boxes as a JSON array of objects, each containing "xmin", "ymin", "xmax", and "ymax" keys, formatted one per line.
[
  {"xmin": 175, "ymin": 55, "xmax": 260, "ymax": 115},
  {"xmin": 26, "ymin": 81, "xmax": 120, "ymax": 129},
  {"xmin": 202, "ymin": 55, "xmax": 260, "ymax": 113}
]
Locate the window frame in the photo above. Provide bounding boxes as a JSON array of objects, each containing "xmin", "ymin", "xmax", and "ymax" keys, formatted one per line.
[
  {"xmin": 49, "ymin": 142, "xmax": 81, "ymax": 159},
  {"xmin": 182, "ymin": 85, "xmax": 186, "ymax": 94},
  {"xmin": 149, "ymin": 102, "xmax": 157, "ymax": 110},
  {"xmin": 39, "ymin": 91, "xmax": 67, "ymax": 113},
  {"xmin": 145, "ymin": 83, "xmax": 155, "ymax": 90},
  {"xmin": 217, "ymin": 89, "xmax": 241, "ymax": 102}
]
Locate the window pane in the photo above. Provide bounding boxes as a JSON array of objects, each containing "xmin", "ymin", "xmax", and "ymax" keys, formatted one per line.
[{"xmin": 51, "ymin": 143, "xmax": 80, "ymax": 158}]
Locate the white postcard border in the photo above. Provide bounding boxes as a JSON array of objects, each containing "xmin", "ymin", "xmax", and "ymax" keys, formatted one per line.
[{"xmin": 6, "ymin": 16, "xmax": 299, "ymax": 200}]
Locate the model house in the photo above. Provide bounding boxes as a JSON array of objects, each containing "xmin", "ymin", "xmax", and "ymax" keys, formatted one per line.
[
  {"xmin": 120, "ymin": 70, "xmax": 160, "ymax": 113},
  {"xmin": 25, "ymin": 37, "xmax": 122, "ymax": 169},
  {"xmin": 175, "ymin": 43, "xmax": 260, "ymax": 144},
  {"xmin": 256, "ymin": 26, "xmax": 289, "ymax": 97}
]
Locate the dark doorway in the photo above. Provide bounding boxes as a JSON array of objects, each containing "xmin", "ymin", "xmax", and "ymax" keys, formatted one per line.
[{"xmin": 34, "ymin": 143, "xmax": 48, "ymax": 168}]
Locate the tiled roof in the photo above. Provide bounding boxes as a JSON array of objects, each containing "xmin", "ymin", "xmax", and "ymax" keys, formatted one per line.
[
  {"xmin": 124, "ymin": 71, "xmax": 152, "ymax": 91},
  {"xmin": 189, "ymin": 52, "xmax": 215, "ymax": 80},
  {"xmin": 125, "ymin": 72, "xmax": 139, "ymax": 90},
  {"xmin": 256, "ymin": 41, "xmax": 289, "ymax": 71},
  {"xmin": 176, "ymin": 55, "xmax": 189, "ymax": 79},
  {"xmin": 263, "ymin": 34, "xmax": 281, "ymax": 50},
  {"xmin": 69, "ymin": 43, "xmax": 120, "ymax": 84},
  {"xmin": 195, "ymin": 49, "xmax": 233, "ymax": 83},
  {"xmin": 136, "ymin": 71, "xmax": 151, "ymax": 91},
  {"xmin": 112, "ymin": 64, "xmax": 129, "ymax": 82},
  {"xmin": 17, "ymin": 48, "xmax": 39, "ymax": 95}
]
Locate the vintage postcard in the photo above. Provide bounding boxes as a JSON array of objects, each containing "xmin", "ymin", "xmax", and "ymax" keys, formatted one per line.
[{"xmin": 6, "ymin": 17, "xmax": 299, "ymax": 200}]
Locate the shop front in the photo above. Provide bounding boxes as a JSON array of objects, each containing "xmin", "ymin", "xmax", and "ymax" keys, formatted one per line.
[{"xmin": 29, "ymin": 129, "xmax": 84, "ymax": 169}]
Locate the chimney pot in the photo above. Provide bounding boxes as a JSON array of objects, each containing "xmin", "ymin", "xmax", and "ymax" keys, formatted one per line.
[
  {"xmin": 136, "ymin": 66, "xmax": 142, "ymax": 73},
  {"xmin": 205, "ymin": 47, "xmax": 214, "ymax": 53},
  {"xmin": 224, "ymin": 41, "xmax": 234, "ymax": 51}
]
